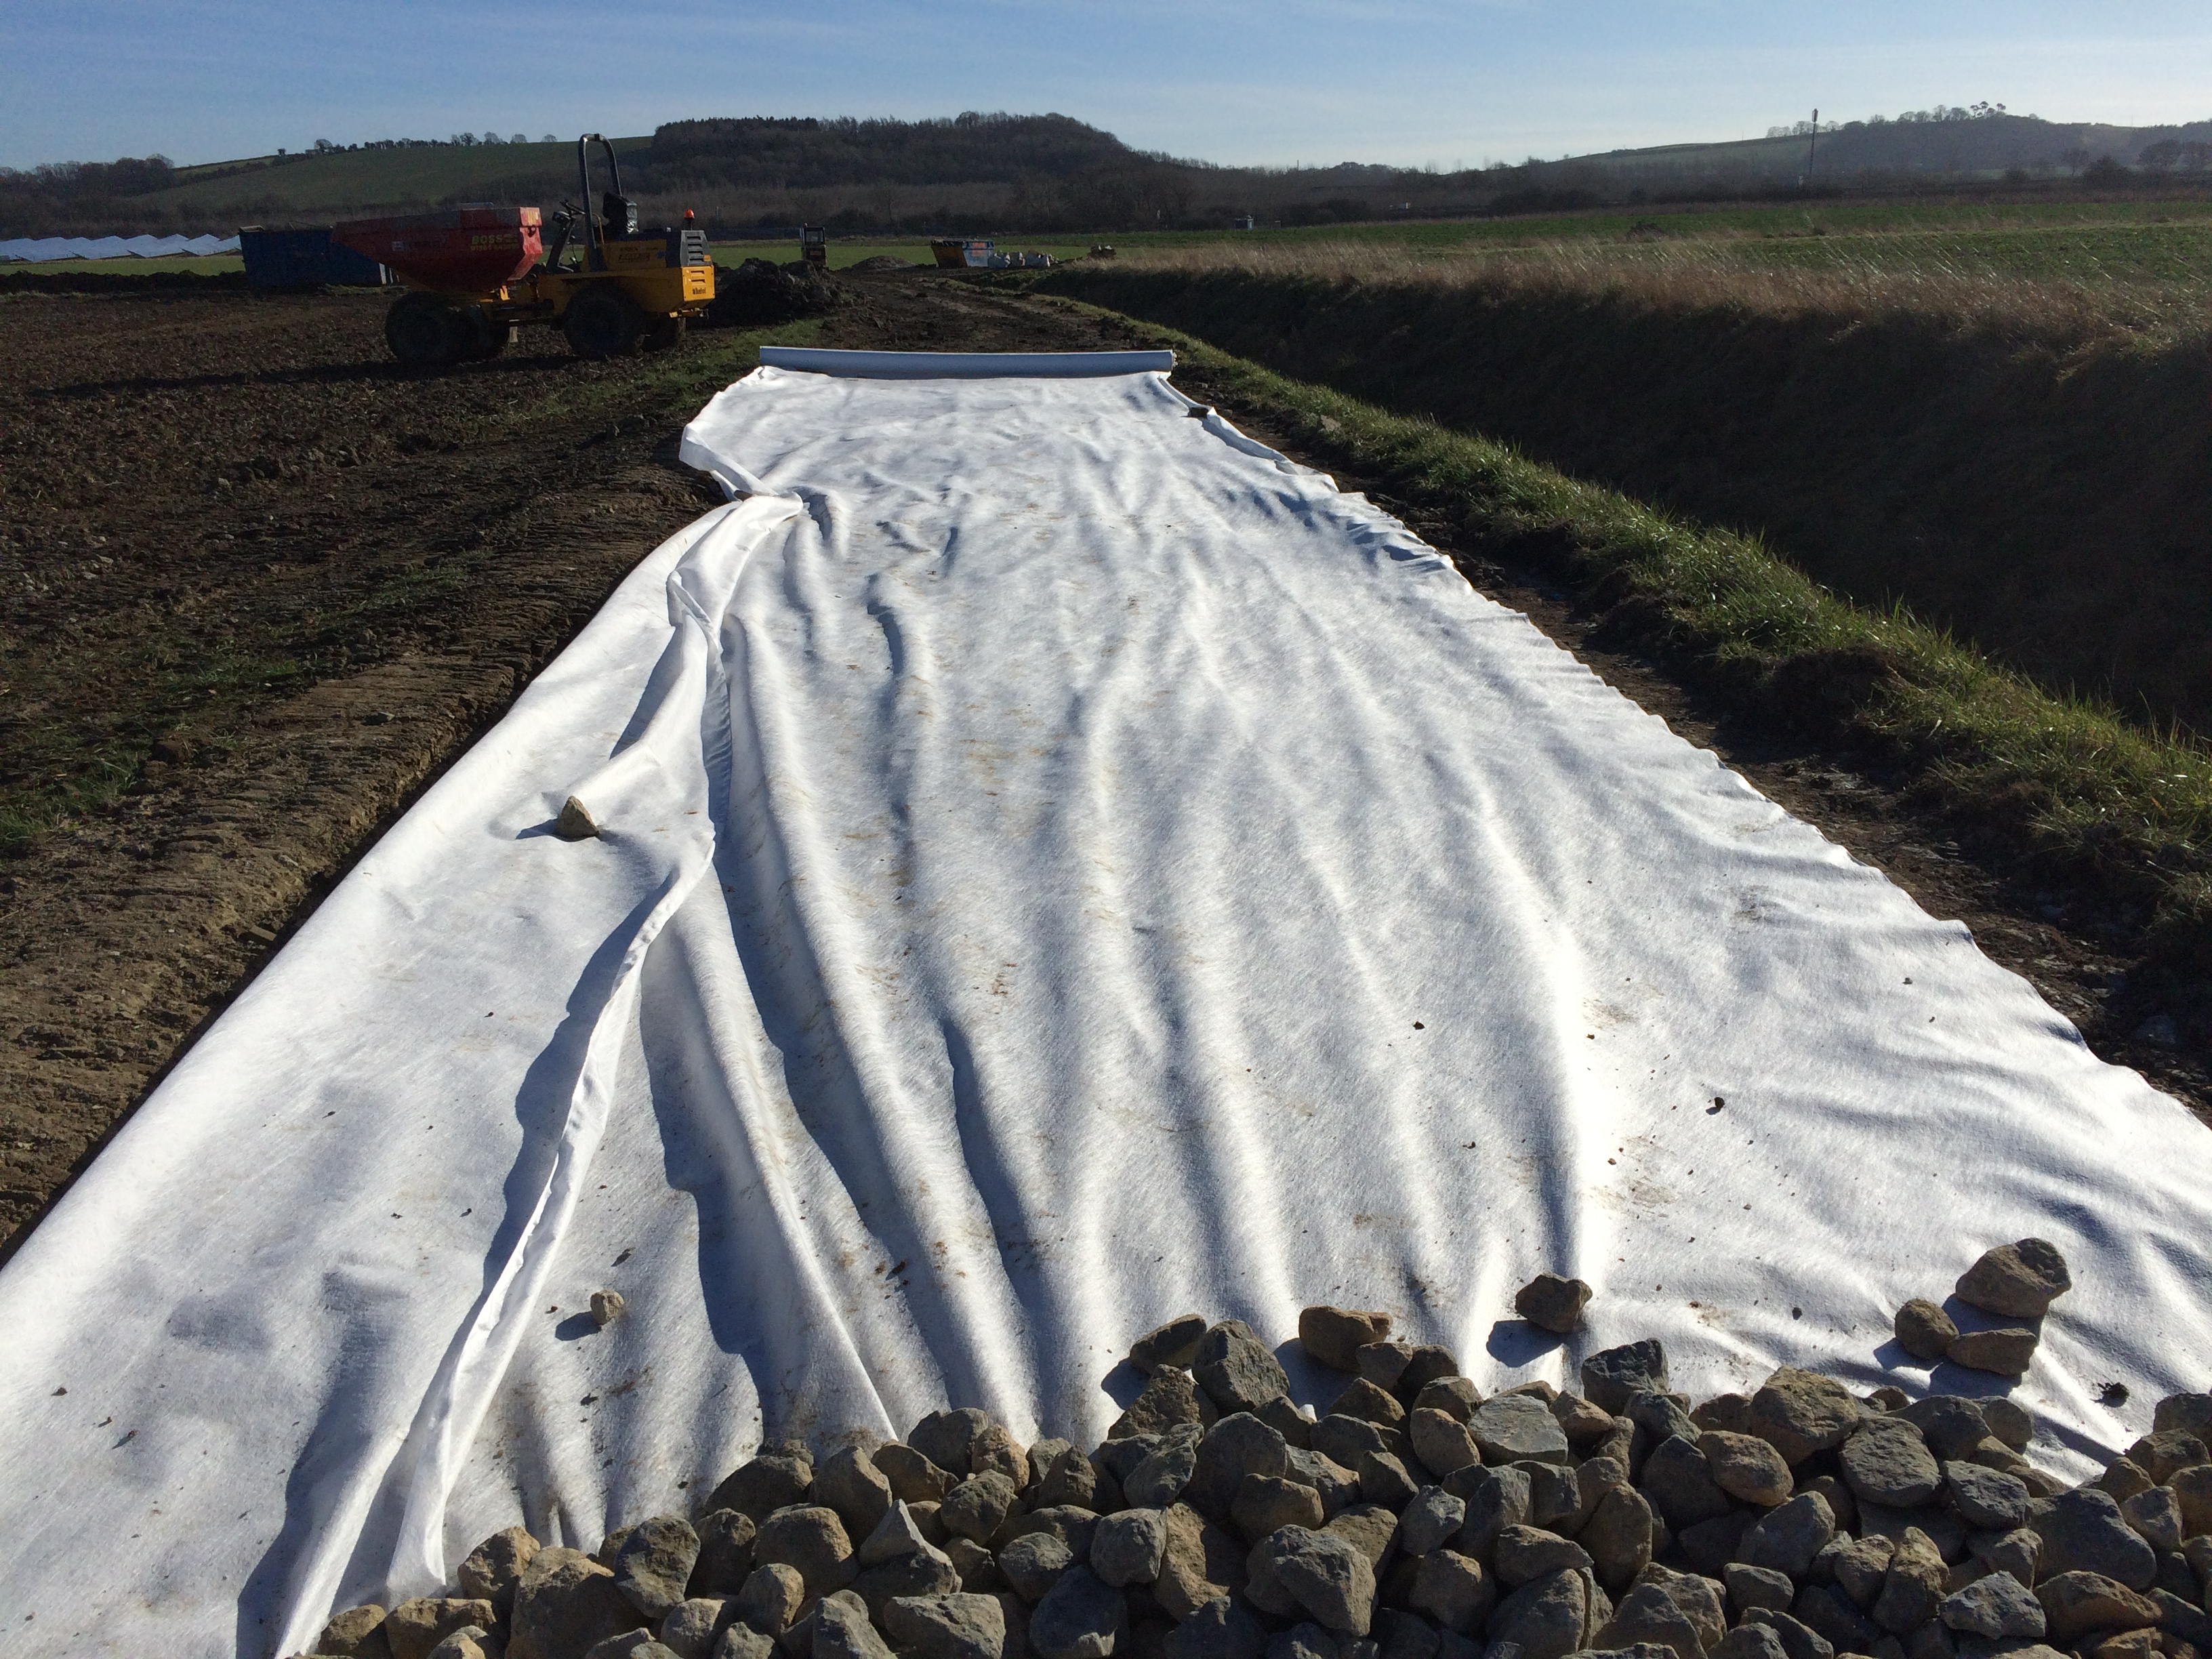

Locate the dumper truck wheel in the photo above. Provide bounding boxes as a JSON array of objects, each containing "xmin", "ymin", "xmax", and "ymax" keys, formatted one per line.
[
  {"xmin": 642, "ymin": 314, "xmax": 686, "ymax": 354},
  {"xmin": 454, "ymin": 305, "xmax": 508, "ymax": 361},
  {"xmin": 385, "ymin": 293, "xmax": 465, "ymax": 367},
  {"xmin": 562, "ymin": 288, "xmax": 644, "ymax": 360}
]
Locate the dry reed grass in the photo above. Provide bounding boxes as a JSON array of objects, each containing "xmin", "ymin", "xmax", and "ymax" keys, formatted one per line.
[{"xmin": 1111, "ymin": 236, "xmax": 2212, "ymax": 351}]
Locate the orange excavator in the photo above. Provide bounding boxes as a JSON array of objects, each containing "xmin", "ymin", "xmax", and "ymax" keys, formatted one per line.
[{"xmin": 333, "ymin": 135, "xmax": 714, "ymax": 366}]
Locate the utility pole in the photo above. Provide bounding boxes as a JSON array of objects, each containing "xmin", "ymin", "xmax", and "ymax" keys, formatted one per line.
[{"xmin": 1807, "ymin": 108, "xmax": 1820, "ymax": 184}]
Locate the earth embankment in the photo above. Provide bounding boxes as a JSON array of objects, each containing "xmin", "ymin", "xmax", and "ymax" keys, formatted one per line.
[{"xmin": 1041, "ymin": 260, "xmax": 2212, "ymax": 733}]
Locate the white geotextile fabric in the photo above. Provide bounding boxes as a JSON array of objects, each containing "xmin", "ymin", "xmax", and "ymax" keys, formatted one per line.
[
  {"xmin": 0, "ymin": 356, "xmax": 2208, "ymax": 1658},
  {"xmin": 0, "ymin": 232, "xmax": 239, "ymax": 262}
]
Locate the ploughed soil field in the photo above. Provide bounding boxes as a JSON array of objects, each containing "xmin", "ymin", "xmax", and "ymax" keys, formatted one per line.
[{"xmin": 1, "ymin": 272, "xmax": 2202, "ymax": 1255}]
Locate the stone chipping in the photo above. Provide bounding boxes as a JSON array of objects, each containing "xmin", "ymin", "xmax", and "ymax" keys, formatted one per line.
[{"xmin": 295, "ymin": 1239, "xmax": 2212, "ymax": 1659}]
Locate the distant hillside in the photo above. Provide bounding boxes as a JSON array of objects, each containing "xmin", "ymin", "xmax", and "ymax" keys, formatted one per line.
[{"xmin": 7, "ymin": 106, "xmax": 2211, "ymax": 240}]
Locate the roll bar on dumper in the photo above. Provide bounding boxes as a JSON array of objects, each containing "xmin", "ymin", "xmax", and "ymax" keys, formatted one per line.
[{"xmin": 330, "ymin": 136, "xmax": 714, "ymax": 367}]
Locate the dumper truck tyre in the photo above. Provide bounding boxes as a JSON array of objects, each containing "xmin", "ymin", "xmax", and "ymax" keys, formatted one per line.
[
  {"xmin": 562, "ymin": 288, "xmax": 645, "ymax": 360},
  {"xmin": 385, "ymin": 293, "xmax": 466, "ymax": 367},
  {"xmin": 455, "ymin": 305, "xmax": 507, "ymax": 362},
  {"xmin": 641, "ymin": 313, "xmax": 686, "ymax": 354}
]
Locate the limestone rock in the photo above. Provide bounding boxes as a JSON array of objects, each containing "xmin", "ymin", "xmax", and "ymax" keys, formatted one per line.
[
  {"xmin": 1749, "ymin": 1370, "xmax": 1862, "ymax": 1466},
  {"xmin": 1033, "ymin": 1443, "xmax": 1105, "ymax": 1511},
  {"xmin": 1740, "ymin": 1608, "xmax": 1835, "ymax": 1659},
  {"xmin": 1715, "ymin": 1625, "xmax": 1793, "ymax": 1659},
  {"xmin": 318, "ymin": 1605, "xmax": 392, "ymax": 1659},
  {"xmin": 460, "ymin": 1525, "xmax": 542, "ymax": 1616},
  {"xmin": 813, "ymin": 1593, "xmax": 897, "ymax": 1659},
  {"xmin": 1093, "ymin": 1508, "xmax": 1168, "ymax": 1586},
  {"xmin": 2033, "ymin": 1572, "xmax": 2160, "ymax": 1642},
  {"xmin": 712, "ymin": 1456, "xmax": 815, "ymax": 1523},
  {"xmin": 1944, "ymin": 1330, "xmax": 2037, "ymax": 1378},
  {"xmin": 1190, "ymin": 1414, "xmax": 1292, "ymax": 1521},
  {"xmin": 912, "ymin": 1410, "xmax": 994, "ymax": 1477},
  {"xmin": 661, "ymin": 1599, "xmax": 735, "ymax": 1659},
  {"xmin": 1286, "ymin": 1447, "xmax": 1362, "ymax": 1516},
  {"xmin": 2172, "ymin": 1463, "xmax": 2212, "ymax": 1539},
  {"xmin": 814, "ymin": 1448, "xmax": 895, "ymax": 1538},
  {"xmin": 1514, "ymin": 1274, "xmax": 1592, "ymax": 1335},
  {"xmin": 1704, "ymin": 1431, "xmax": 1795, "ymax": 1507},
  {"xmin": 692, "ymin": 1510, "xmax": 759, "ymax": 1596},
  {"xmin": 1980, "ymin": 1400, "xmax": 2034, "ymax": 1453},
  {"xmin": 1591, "ymin": 1582, "xmax": 1702, "ymax": 1659},
  {"xmin": 734, "ymin": 1563, "xmax": 806, "ymax": 1635},
  {"xmin": 1334, "ymin": 1378, "xmax": 1408, "ymax": 1427},
  {"xmin": 2153, "ymin": 1393, "xmax": 2212, "ymax": 1440},
  {"xmin": 1356, "ymin": 1343, "xmax": 1416, "ymax": 1395},
  {"xmin": 426, "ymin": 1628, "xmax": 499, "ymax": 1659},
  {"xmin": 1471, "ymin": 1393, "xmax": 1571, "ymax": 1467},
  {"xmin": 1794, "ymin": 1582, "xmax": 1880, "ymax": 1654},
  {"xmin": 1155, "ymin": 1503, "xmax": 1248, "ymax": 1619},
  {"xmin": 1580, "ymin": 1486, "xmax": 1654, "ymax": 1595},
  {"xmin": 886, "ymin": 1593, "xmax": 1008, "ymax": 1659},
  {"xmin": 512, "ymin": 1548, "xmax": 640, "ymax": 1659},
  {"xmin": 1193, "ymin": 1322, "xmax": 1290, "ymax": 1416},
  {"xmin": 1737, "ymin": 1492, "xmax": 1838, "ymax": 1580},
  {"xmin": 1410, "ymin": 1549, "xmax": 1494, "ymax": 1634},
  {"xmin": 877, "ymin": 1444, "xmax": 960, "ymax": 1505},
  {"xmin": 589, "ymin": 1288, "xmax": 625, "ymax": 1328},
  {"xmin": 1455, "ymin": 1464, "xmax": 1534, "ymax": 1558},
  {"xmin": 1494, "ymin": 1525, "xmax": 1592, "ymax": 1588},
  {"xmin": 1028, "ymin": 1565, "xmax": 1127, "ymax": 1659},
  {"xmin": 1164, "ymin": 1598, "xmax": 1266, "ymax": 1659},
  {"xmin": 1642, "ymin": 1434, "xmax": 1733, "ymax": 1530},
  {"xmin": 944, "ymin": 1538, "xmax": 998, "ymax": 1593},
  {"xmin": 1408, "ymin": 1410, "xmax": 1482, "ymax": 1481},
  {"xmin": 1872, "ymin": 1530, "xmax": 1947, "ymax": 1634},
  {"xmin": 2031, "ymin": 1489, "xmax": 2157, "ymax": 1590},
  {"xmin": 714, "ymin": 1627, "xmax": 777, "ymax": 1659},
  {"xmin": 1126, "ymin": 1425, "xmax": 1204, "ymax": 1509},
  {"xmin": 756, "ymin": 1506, "xmax": 855, "ymax": 1597},
  {"xmin": 1940, "ymin": 1572, "xmax": 2045, "ymax": 1639},
  {"xmin": 613, "ymin": 1515, "xmax": 702, "ymax": 1621},
  {"xmin": 2116, "ymin": 1487, "xmax": 2180, "ymax": 1553},
  {"xmin": 1400, "ymin": 1487, "xmax": 1467, "ymax": 1557},
  {"xmin": 556, "ymin": 796, "xmax": 600, "ymax": 839},
  {"xmin": 1582, "ymin": 1344, "xmax": 1670, "ymax": 1416},
  {"xmin": 1359, "ymin": 1451, "xmax": 1419, "ymax": 1510},
  {"xmin": 942, "ymin": 1474, "xmax": 1021, "ymax": 1545},
  {"xmin": 1954, "ymin": 1242, "xmax": 2072, "ymax": 1321},
  {"xmin": 1894, "ymin": 1303, "xmax": 1959, "ymax": 1363},
  {"xmin": 1550, "ymin": 1395, "xmax": 1614, "ymax": 1449},
  {"xmin": 1942, "ymin": 1464, "xmax": 2029, "ymax": 1534},
  {"xmin": 1486, "ymin": 1568, "xmax": 1591, "ymax": 1659},
  {"xmin": 1841, "ymin": 1418, "xmax": 1942, "ymax": 1509},
  {"xmin": 1237, "ymin": 1474, "xmax": 1326, "ymax": 1538},
  {"xmin": 1002, "ymin": 1533, "xmax": 1077, "ymax": 1603},
  {"xmin": 970, "ymin": 1425, "xmax": 1029, "ymax": 1490},
  {"xmin": 1132, "ymin": 1315, "xmax": 1210, "ymax": 1375},
  {"xmin": 2124, "ymin": 1431, "xmax": 2208, "ymax": 1486},
  {"xmin": 852, "ymin": 1542, "xmax": 962, "ymax": 1622},
  {"xmin": 1396, "ymin": 1348, "xmax": 1460, "ymax": 1401},
  {"xmin": 1729, "ymin": 1564, "xmax": 1797, "ymax": 1614},
  {"xmin": 1300, "ymin": 1308, "xmax": 1394, "ymax": 1373},
  {"xmin": 1265, "ymin": 1525, "xmax": 1379, "ymax": 1635},
  {"xmin": 1415, "ymin": 1378, "xmax": 1484, "ymax": 1423}
]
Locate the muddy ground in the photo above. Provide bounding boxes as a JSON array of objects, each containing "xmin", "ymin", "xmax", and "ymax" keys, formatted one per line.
[{"xmin": 1, "ymin": 271, "xmax": 2202, "ymax": 1255}]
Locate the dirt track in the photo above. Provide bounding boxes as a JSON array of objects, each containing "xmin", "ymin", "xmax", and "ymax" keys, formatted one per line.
[{"xmin": 0, "ymin": 272, "xmax": 2200, "ymax": 1254}]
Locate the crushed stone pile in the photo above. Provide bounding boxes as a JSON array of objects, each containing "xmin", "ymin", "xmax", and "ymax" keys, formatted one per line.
[{"xmin": 293, "ymin": 1243, "xmax": 2212, "ymax": 1659}]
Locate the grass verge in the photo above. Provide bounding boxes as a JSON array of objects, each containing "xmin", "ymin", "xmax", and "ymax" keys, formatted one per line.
[{"xmin": 1032, "ymin": 293, "xmax": 2212, "ymax": 966}]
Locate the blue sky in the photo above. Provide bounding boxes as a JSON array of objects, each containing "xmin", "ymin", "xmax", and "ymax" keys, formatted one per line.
[{"xmin": 3, "ymin": 2, "xmax": 2209, "ymax": 171}]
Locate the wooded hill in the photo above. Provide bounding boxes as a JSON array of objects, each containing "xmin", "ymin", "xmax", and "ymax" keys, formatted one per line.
[{"xmin": 7, "ymin": 107, "xmax": 2212, "ymax": 239}]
